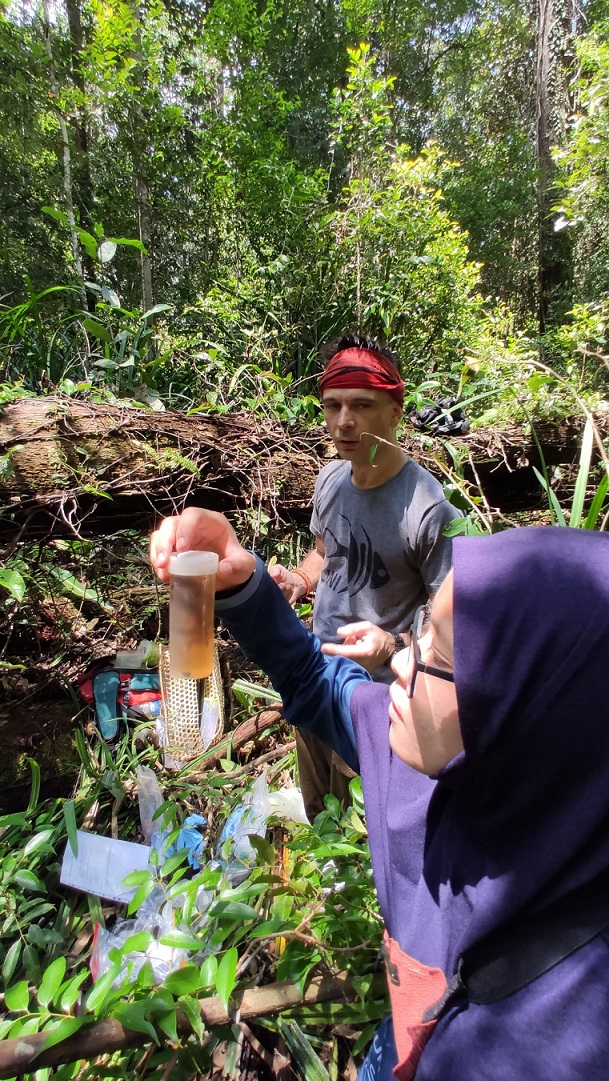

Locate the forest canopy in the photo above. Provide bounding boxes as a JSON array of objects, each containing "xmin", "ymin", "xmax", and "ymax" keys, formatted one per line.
[{"xmin": 1, "ymin": 0, "xmax": 608, "ymax": 413}]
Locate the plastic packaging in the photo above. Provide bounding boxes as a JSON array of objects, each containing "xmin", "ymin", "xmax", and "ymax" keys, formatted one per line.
[
  {"xmin": 268, "ymin": 786, "xmax": 309, "ymax": 825},
  {"xmin": 91, "ymin": 887, "xmax": 187, "ymax": 984},
  {"xmin": 136, "ymin": 765, "xmax": 164, "ymax": 845},
  {"xmin": 200, "ymin": 698, "xmax": 220, "ymax": 750},
  {"xmin": 219, "ymin": 771, "xmax": 270, "ymax": 885},
  {"xmin": 113, "ymin": 639, "xmax": 157, "ymax": 669}
]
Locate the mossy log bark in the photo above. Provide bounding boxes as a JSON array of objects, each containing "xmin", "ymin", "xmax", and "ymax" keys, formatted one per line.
[
  {"xmin": 0, "ymin": 396, "xmax": 606, "ymax": 540},
  {"xmin": 0, "ymin": 397, "xmax": 323, "ymax": 539}
]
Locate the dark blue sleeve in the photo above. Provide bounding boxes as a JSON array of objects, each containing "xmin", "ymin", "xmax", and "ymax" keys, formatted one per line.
[{"xmin": 216, "ymin": 556, "xmax": 366, "ymax": 771}]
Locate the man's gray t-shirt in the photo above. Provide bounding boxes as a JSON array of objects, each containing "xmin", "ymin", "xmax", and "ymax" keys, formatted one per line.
[{"xmin": 310, "ymin": 458, "xmax": 458, "ymax": 681}]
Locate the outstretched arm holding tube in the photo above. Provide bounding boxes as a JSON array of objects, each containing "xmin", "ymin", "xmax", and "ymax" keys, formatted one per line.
[{"xmin": 149, "ymin": 508, "xmax": 365, "ymax": 772}]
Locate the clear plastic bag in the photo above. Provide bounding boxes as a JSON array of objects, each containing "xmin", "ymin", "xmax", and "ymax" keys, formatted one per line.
[
  {"xmin": 91, "ymin": 888, "xmax": 187, "ymax": 984},
  {"xmin": 268, "ymin": 786, "xmax": 309, "ymax": 825},
  {"xmin": 218, "ymin": 771, "xmax": 270, "ymax": 885}
]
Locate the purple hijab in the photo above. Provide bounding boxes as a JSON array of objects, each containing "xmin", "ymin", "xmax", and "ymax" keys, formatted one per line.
[{"xmin": 353, "ymin": 524, "xmax": 609, "ymax": 970}]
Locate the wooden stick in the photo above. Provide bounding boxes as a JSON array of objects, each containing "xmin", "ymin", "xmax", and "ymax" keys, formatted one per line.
[
  {"xmin": 0, "ymin": 971, "xmax": 387, "ymax": 1077},
  {"xmin": 187, "ymin": 708, "xmax": 286, "ymax": 775}
]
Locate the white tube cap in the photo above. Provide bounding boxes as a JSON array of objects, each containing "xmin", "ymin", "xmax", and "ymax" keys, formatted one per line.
[{"xmin": 169, "ymin": 550, "xmax": 219, "ymax": 576}]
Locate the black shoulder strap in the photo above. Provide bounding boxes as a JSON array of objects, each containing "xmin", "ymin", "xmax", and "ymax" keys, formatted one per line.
[{"xmin": 423, "ymin": 871, "xmax": 609, "ymax": 1021}]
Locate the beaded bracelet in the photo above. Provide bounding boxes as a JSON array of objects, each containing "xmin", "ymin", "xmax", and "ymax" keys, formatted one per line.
[{"xmin": 292, "ymin": 569, "xmax": 313, "ymax": 596}]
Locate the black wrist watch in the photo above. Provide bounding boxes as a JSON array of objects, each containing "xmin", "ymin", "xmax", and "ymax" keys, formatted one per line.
[{"xmin": 391, "ymin": 632, "xmax": 404, "ymax": 655}]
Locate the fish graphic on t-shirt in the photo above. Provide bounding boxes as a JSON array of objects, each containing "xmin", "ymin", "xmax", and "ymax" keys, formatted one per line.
[{"xmin": 323, "ymin": 517, "xmax": 390, "ymax": 595}]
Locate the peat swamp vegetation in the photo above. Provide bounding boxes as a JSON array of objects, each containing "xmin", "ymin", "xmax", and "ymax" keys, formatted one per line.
[{"xmin": 1, "ymin": 0, "xmax": 609, "ymax": 1077}]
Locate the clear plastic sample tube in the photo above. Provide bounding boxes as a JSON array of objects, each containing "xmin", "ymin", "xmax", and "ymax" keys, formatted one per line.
[{"xmin": 169, "ymin": 550, "xmax": 218, "ymax": 679}]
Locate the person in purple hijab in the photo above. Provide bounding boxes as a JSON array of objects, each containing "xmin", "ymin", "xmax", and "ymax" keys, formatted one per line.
[{"xmin": 150, "ymin": 510, "xmax": 609, "ymax": 1080}]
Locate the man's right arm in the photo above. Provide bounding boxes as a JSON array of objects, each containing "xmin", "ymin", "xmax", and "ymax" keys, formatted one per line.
[{"xmin": 269, "ymin": 539, "xmax": 325, "ymax": 604}]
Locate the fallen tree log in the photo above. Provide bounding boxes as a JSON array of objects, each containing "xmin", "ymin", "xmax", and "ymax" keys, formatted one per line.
[
  {"xmin": 1, "ymin": 396, "xmax": 607, "ymax": 540},
  {"xmin": 0, "ymin": 969, "xmax": 387, "ymax": 1077},
  {"xmin": 0, "ymin": 397, "xmax": 322, "ymax": 539}
]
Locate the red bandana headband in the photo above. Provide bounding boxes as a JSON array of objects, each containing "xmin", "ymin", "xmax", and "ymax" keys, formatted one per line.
[{"xmin": 319, "ymin": 348, "xmax": 405, "ymax": 407}]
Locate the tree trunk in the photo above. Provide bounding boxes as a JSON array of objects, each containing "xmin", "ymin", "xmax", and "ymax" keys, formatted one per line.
[
  {"xmin": 136, "ymin": 173, "xmax": 154, "ymax": 315},
  {"xmin": 535, "ymin": 0, "xmax": 578, "ymax": 332},
  {"xmin": 41, "ymin": 0, "xmax": 87, "ymax": 306},
  {"xmin": 64, "ymin": 0, "xmax": 98, "ymax": 308}
]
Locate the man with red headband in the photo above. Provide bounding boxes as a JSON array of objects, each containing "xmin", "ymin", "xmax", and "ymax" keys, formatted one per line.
[{"xmin": 270, "ymin": 333, "xmax": 459, "ymax": 817}]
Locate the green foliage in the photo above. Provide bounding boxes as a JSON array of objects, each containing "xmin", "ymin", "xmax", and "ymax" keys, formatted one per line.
[
  {"xmin": 0, "ymin": 278, "xmax": 171, "ymax": 401},
  {"xmin": 0, "ymin": 749, "xmax": 381, "ymax": 1078},
  {"xmin": 553, "ymin": 21, "xmax": 609, "ymax": 301}
]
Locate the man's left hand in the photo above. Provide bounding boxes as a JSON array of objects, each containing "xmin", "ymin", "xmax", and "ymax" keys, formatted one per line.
[{"xmin": 320, "ymin": 621, "xmax": 404, "ymax": 673}]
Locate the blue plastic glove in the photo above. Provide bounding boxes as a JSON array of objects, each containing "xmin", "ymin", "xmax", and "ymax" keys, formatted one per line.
[{"xmin": 175, "ymin": 814, "xmax": 208, "ymax": 870}]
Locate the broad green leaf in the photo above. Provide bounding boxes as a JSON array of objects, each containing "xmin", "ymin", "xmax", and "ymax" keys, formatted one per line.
[
  {"xmin": 247, "ymin": 918, "xmax": 286, "ymax": 938},
  {"xmin": 2, "ymin": 940, "xmax": 22, "ymax": 986},
  {"xmin": 4, "ymin": 979, "xmax": 29, "ymax": 1012},
  {"xmin": 352, "ymin": 1020, "xmax": 379, "ymax": 1057},
  {"xmin": 0, "ymin": 813, "xmax": 28, "ymax": 827},
  {"xmin": 163, "ymin": 964, "xmax": 203, "ymax": 997},
  {"xmin": 157, "ymin": 1007, "xmax": 179, "ymax": 1043},
  {"xmin": 8, "ymin": 1014, "xmax": 42, "ymax": 1038},
  {"xmin": 84, "ymin": 966, "xmax": 120, "ymax": 1015},
  {"xmin": 82, "ymin": 319, "xmax": 112, "ymax": 343},
  {"xmin": 122, "ymin": 870, "xmax": 153, "ymax": 887},
  {"xmin": 111, "ymin": 1001, "xmax": 158, "ymax": 1042},
  {"xmin": 23, "ymin": 827, "xmax": 55, "ymax": 858},
  {"xmin": 39, "ymin": 1015, "xmax": 88, "ymax": 1052},
  {"xmin": 59, "ymin": 969, "xmax": 89, "ymax": 1011},
  {"xmin": 215, "ymin": 947, "xmax": 238, "ymax": 1008},
  {"xmin": 17, "ymin": 901, "xmax": 54, "ymax": 921},
  {"xmin": 122, "ymin": 931, "xmax": 154, "ymax": 954},
  {"xmin": 0, "ymin": 1018, "xmax": 14, "ymax": 1039},
  {"xmin": 248, "ymin": 834, "xmax": 275, "ymax": 863},
  {"xmin": 14, "ymin": 869, "xmax": 44, "ymax": 892},
  {"xmin": 23, "ymin": 945, "xmax": 41, "ymax": 984},
  {"xmin": 569, "ymin": 418, "xmax": 594, "ymax": 527},
  {"xmin": 199, "ymin": 954, "xmax": 218, "ymax": 988},
  {"xmin": 159, "ymin": 929, "xmax": 202, "ymax": 951},
  {"xmin": 210, "ymin": 900, "xmax": 259, "ymax": 920},
  {"xmin": 42, "ymin": 205, "xmax": 70, "ymax": 227},
  {"xmin": 50, "ymin": 567, "xmax": 112, "ymax": 610},
  {"xmin": 179, "ymin": 994, "xmax": 205, "ymax": 1040},
  {"xmin": 97, "ymin": 240, "xmax": 117, "ymax": 263},
  {"xmin": 142, "ymin": 304, "xmax": 172, "ymax": 318},
  {"xmin": 159, "ymin": 850, "xmax": 189, "ymax": 877},
  {"xmin": 126, "ymin": 878, "xmax": 156, "ymax": 915},
  {"xmin": 110, "ymin": 237, "xmax": 147, "ymax": 253},
  {"xmin": 63, "ymin": 800, "xmax": 78, "ymax": 857},
  {"xmin": 0, "ymin": 569, "xmax": 26, "ymax": 602},
  {"xmin": 38, "ymin": 956, "xmax": 67, "ymax": 1008},
  {"xmin": 78, "ymin": 230, "xmax": 99, "ymax": 259},
  {"xmin": 27, "ymin": 924, "xmax": 54, "ymax": 947}
]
